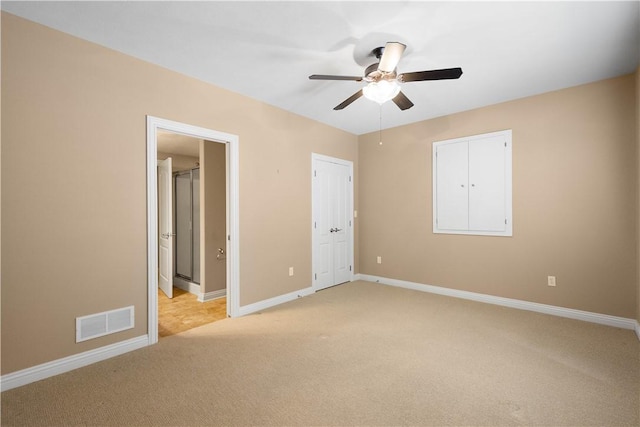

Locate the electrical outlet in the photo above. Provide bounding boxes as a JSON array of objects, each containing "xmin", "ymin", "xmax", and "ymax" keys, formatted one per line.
[
  {"xmin": 377, "ymin": 256, "xmax": 382, "ymax": 264},
  {"xmin": 289, "ymin": 267, "xmax": 294, "ymax": 277},
  {"xmin": 547, "ymin": 276, "xmax": 556, "ymax": 287}
]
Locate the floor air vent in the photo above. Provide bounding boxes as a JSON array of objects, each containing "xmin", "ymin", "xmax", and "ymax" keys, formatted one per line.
[{"xmin": 76, "ymin": 306, "xmax": 134, "ymax": 343}]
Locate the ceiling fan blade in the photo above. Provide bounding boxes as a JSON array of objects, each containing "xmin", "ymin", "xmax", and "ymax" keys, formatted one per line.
[
  {"xmin": 309, "ymin": 74, "xmax": 363, "ymax": 81},
  {"xmin": 392, "ymin": 91, "xmax": 414, "ymax": 111},
  {"xmin": 334, "ymin": 90, "xmax": 363, "ymax": 110},
  {"xmin": 399, "ymin": 67, "xmax": 463, "ymax": 82},
  {"xmin": 378, "ymin": 42, "xmax": 406, "ymax": 73}
]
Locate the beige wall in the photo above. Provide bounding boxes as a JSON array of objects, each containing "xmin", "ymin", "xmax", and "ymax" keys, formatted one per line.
[
  {"xmin": 637, "ymin": 67, "xmax": 640, "ymax": 326},
  {"xmin": 1, "ymin": 13, "xmax": 358, "ymax": 374},
  {"xmin": 359, "ymin": 74, "xmax": 637, "ymax": 318},
  {"xmin": 201, "ymin": 140, "xmax": 226, "ymax": 294},
  {"xmin": 2, "ymin": 11, "xmax": 637, "ymax": 377}
]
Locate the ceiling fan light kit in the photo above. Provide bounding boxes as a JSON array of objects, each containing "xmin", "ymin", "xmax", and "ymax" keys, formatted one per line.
[
  {"xmin": 363, "ymin": 80, "xmax": 401, "ymax": 104},
  {"xmin": 309, "ymin": 41, "xmax": 463, "ymax": 111}
]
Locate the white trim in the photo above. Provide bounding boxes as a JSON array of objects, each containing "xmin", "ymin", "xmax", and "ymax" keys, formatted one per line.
[
  {"xmin": 356, "ymin": 274, "xmax": 637, "ymax": 331},
  {"xmin": 238, "ymin": 287, "xmax": 315, "ymax": 317},
  {"xmin": 146, "ymin": 118, "xmax": 159, "ymax": 344},
  {"xmin": 173, "ymin": 276, "xmax": 201, "ymax": 295},
  {"xmin": 147, "ymin": 116, "xmax": 240, "ymax": 347},
  {"xmin": 635, "ymin": 321, "xmax": 640, "ymax": 341},
  {"xmin": 0, "ymin": 336, "xmax": 148, "ymax": 392},
  {"xmin": 173, "ymin": 276, "xmax": 225, "ymax": 302},
  {"xmin": 198, "ymin": 289, "xmax": 226, "ymax": 302},
  {"xmin": 227, "ymin": 132, "xmax": 240, "ymax": 318}
]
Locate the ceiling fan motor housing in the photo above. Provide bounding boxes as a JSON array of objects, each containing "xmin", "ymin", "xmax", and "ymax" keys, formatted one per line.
[{"xmin": 364, "ymin": 62, "xmax": 396, "ymax": 82}]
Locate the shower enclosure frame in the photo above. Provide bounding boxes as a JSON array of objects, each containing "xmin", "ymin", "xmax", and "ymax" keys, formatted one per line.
[{"xmin": 173, "ymin": 167, "xmax": 201, "ymax": 285}]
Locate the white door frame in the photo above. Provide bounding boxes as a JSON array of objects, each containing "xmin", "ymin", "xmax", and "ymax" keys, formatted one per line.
[
  {"xmin": 147, "ymin": 116, "xmax": 240, "ymax": 345},
  {"xmin": 311, "ymin": 153, "xmax": 354, "ymax": 291}
]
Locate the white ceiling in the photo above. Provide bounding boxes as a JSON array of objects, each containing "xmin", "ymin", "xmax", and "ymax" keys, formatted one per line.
[{"xmin": 3, "ymin": 1, "xmax": 639, "ymax": 135}]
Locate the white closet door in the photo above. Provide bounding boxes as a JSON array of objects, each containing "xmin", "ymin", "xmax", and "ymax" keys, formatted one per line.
[
  {"xmin": 468, "ymin": 136, "xmax": 507, "ymax": 232},
  {"xmin": 331, "ymin": 162, "xmax": 351, "ymax": 285},
  {"xmin": 313, "ymin": 160, "xmax": 333, "ymax": 289},
  {"xmin": 433, "ymin": 130, "xmax": 512, "ymax": 237},
  {"xmin": 436, "ymin": 141, "xmax": 469, "ymax": 231},
  {"xmin": 312, "ymin": 155, "xmax": 353, "ymax": 291}
]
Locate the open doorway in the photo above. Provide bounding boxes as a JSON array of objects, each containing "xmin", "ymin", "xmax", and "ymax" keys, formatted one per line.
[
  {"xmin": 147, "ymin": 116, "xmax": 239, "ymax": 345},
  {"xmin": 156, "ymin": 131, "xmax": 227, "ymax": 337}
]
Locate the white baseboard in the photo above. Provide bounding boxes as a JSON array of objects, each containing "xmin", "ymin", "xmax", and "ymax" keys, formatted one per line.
[
  {"xmin": 356, "ymin": 274, "xmax": 638, "ymax": 333},
  {"xmin": 0, "ymin": 335, "xmax": 149, "ymax": 392},
  {"xmin": 173, "ymin": 276, "xmax": 200, "ymax": 295},
  {"xmin": 5, "ymin": 280, "xmax": 636, "ymax": 392},
  {"xmin": 238, "ymin": 286, "xmax": 315, "ymax": 316},
  {"xmin": 174, "ymin": 278, "xmax": 225, "ymax": 302},
  {"xmin": 198, "ymin": 289, "xmax": 226, "ymax": 302},
  {"xmin": 0, "ymin": 286, "xmax": 313, "ymax": 391}
]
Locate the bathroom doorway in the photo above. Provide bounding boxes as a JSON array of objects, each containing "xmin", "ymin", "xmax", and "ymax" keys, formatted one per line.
[
  {"xmin": 156, "ymin": 131, "xmax": 227, "ymax": 337},
  {"xmin": 147, "ymin": 116, "xmax": 240, "ymax": 344}
]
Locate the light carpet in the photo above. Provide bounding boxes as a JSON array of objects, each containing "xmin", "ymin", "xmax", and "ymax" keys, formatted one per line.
[{"xmin": 2, "ymin": 280, "xmax": 639, "ymax": 426}]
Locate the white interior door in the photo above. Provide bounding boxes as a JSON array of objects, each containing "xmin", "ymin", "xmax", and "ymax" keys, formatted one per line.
[
  {"xmin": 331, "ymin": 162, "xmax": 351, "ymax": 285},
  {"xmin": 312, "ymin": 155, "xmax": 353, "ymax": 291},
  {"xmin": 313, "ymin": 160, "xmax": 332, "ymax": 288},
  {"xmin": 158, "ymin": 158, "xmax": 173, "ymax": 298}
]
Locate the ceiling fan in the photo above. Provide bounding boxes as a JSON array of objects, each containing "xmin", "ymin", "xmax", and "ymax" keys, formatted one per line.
[{"xmin": 309, "ymin": 42, "xmax": 463, "ymax": 111}]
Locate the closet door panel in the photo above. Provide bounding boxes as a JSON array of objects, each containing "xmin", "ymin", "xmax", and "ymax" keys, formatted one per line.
[
  {"xmin": 435, "ymin": 141, "xmax": 469, "ymax": 231},
  {"xmin": 468, "ymin": 136, "xmax": 506, "ymax": 232}
]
